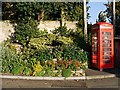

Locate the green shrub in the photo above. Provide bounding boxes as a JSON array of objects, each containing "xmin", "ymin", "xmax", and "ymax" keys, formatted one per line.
[
  {"xmin": 29, "ymin": 37, "xmax": 48, "ymax": 50},
  {"xmin": 29, "ymin": 34, "xmax": 56, "ymax": 48},
  {"xmin": 23, "ymin": 67, "xmax": 32, "ymax": 76},
  {"xmin": 56, "ymin": 36, "xmax": 73, "ymax": 45},
  {"xmin": 35, "ymin": 44, "xmax": 88, "ymax": 62},
  {"xmin": 13, "ymin": 19, "xmax": 39, "ymax": 46},
  {"xmin": 0, "ymin": 43, "xmax": 20, "ymax": 73},
  {"xmin": 36, "ymin": 49, "xmax": 53, "ymax": 65},
  {"xmin": 54, "ymin": 45, "xmax": 88, "ymax": 62},
  {"xmin": 11, "ymin": 65, "xmax": 25, "ymax": 75},
  {"xmin": 52, "ymin": 24, "xmax": 71, "ymax": 37},
  {"xmin": 69, "ymin": 28, "xmax": 91, "ymax": 53},
  {"xmin": 29, "ymin": 31, "xmax": 56, "ymax": 50}
]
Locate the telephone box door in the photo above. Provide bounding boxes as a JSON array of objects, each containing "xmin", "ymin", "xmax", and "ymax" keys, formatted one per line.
[{"xmin": 92, "ymin": 31, "xmax": 98, "ymax": 67}]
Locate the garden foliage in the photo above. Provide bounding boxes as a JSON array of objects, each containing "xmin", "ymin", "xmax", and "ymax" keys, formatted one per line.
[
  {"xmin": 1, "ymin": 2, "xmax": 91, "ymax": 77},
  {"xmin": 1, "ymin": 28, "xmax": 89, "ymax": 77}
]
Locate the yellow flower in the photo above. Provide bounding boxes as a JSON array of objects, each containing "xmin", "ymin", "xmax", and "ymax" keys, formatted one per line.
[{"xmin": 33, "ymin": 61, "xmax": 43, "ymax": 76}]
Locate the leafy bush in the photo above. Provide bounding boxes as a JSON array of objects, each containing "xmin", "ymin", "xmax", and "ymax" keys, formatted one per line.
[
  {"xmin": 29, "ymin": 37, "xmax": 48, "ymax": 50},
  {"xmin": 52, "ymin": 25, "xmax": 91, "ymax": 52},
  {"xmin": 23, "ymin": 67, "xmax": 32, "ymax": 76},
  {"xmin": 52, "ymin": 24, "xmax": 71, "ymax": 37},
  {"xmin": 29, "ymin": 33, "xmax": 56, "ymax": 50},
  {"xmin": 11, "ymin": 65, "xmax": 24, "ymax": 75},
  {"xmin": 53, "ymin": 45, "xmax": 88, "ymax": 62},
  {"xmin": 29, "ymin": 30, "xmax": 73, "ymax": 49},
  {"xmin": 33, "ymin": 44, "xmax": 88, "ymax": 63},
  {"xmin": 13, "ymin": 19, "xmax": 39, "ymax": 46},
  {"xmin": 56, "ymin": 36, "xmax": 73, "ymax": 45},
  {"xmin": 68, "ymin": 28, "xmax": 92, "ymax": 53},
  {"xmin": 0, "ymin": 43, "xmax": 20, "ymax": 73}
]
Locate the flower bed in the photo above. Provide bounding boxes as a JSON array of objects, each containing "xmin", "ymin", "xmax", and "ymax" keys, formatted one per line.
[
  {"xmin": 30, "ymin": 59, "xmax": 87, "ymax": 77},
  {"xmin": 0, "ymin": 42, "xmax": 88, "ymax": 77}
]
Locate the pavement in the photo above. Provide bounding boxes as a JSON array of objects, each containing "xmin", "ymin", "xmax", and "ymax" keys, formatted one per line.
[
  {"xmin": 85, "ymin": 67, "xmax": 120, "ymax": 79},
  {"xmin": 1, "ymin": 77, "xmax": 119, "ymax": 88},
  {"xmin": 1, "ymin": 68, "xmax": 120, "ymax": 89}
]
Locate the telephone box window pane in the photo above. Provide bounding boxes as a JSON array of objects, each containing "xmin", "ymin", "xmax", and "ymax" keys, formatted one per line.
[
  {"xmin": 107, "ymin": 36, "xmax": 111, "ymax": 39},
  {"xmin": 103, "ymin": 48, "xmax": 111, "ymax": 51},
  {"xmin": 93, "ymin": 33, "xmax": 98, "ymax": 55},
  {"xmin": 102, "ymin": 32, "xmax": 111, "ymax": 35},
  {"xmin": 103, "ymin": 48, "xmax": 107, "ymax": 51},
  {"xmin": 102, "ymin": 36, "xmax": 111, "ymax": 39},
  {"xmin": 107, "ymin": 48, "xmax": 112, "ymax": 51},
  {"xmin": 103, "ymin": 44, "xmax": 111, "ymax": 47},
  {"xmin": 103, "ymin": 52, "xmax": 111, "ymax": 55},
  {"xmin": 103, "ymin": 56, "xmax": 111, "ymax": 59},
  {"xmin": 103, "ymin": 59, "xmax": 111, "ymax": 63},
  {"xmin": 103, "ymin": 40, "xmax": 111, "ymax": 43}
]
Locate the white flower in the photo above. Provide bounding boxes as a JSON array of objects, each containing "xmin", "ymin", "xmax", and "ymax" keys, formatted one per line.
[
  {"xmin": 53, "ymin": 58, "xmax": 57, "ymax": 62},
  {"xmin": 81, "ymin": 49, "xmax": 84, "ymax": 52}
]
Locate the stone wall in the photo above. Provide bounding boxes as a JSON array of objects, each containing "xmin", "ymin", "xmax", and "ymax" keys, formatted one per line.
[
  {"xmin": 0, "ymin": 20, "xmax": 14, "ymax": 43},
  {"xmin": 38, "ymin": 21, "xmax": 77, "ymax": 32},
  {"xmin": 0, "ymin": 20, "xmax": 78, "ymax": 43}
]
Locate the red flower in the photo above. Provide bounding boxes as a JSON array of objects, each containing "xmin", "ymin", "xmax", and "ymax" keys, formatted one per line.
[{"xmin": 69, "ymin": 60, "xmax": 73, "ymax": 65}]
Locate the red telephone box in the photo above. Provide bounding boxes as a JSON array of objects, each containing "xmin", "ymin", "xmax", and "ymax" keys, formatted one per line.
[{"xmin": 92, "ymin": 22, "xmax": 114, "ymax": 71}]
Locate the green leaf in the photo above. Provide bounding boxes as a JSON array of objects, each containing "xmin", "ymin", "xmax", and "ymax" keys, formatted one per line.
[
  {"xmin": 62, "ymin": 69, "xmax": 72, "ymax": 77},
  {"xmin": 11, "ymin": 65, "xmax": 24, "ymax": 75}
]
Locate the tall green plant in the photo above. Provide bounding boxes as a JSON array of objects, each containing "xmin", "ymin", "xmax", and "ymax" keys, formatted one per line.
[
  {"xmin": 13, "ymin": 19, "xmax": 39, "ymax": 46},
  {"xmin": 105, "ymin": 2, "xmax": 120, "ymax": 35}
]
